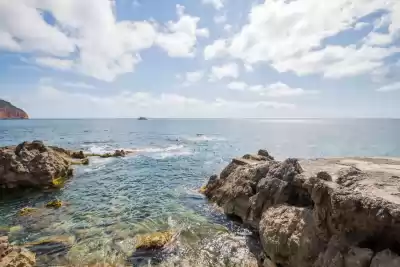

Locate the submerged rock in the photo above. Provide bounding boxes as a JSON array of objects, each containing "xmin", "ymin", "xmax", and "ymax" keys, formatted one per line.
[
  {"xmin": 204, "ymin": 150, "xmax": 400, "ymax": 267},
  {"xmin": 24, "ymin": 235, "xmax": 75, "ymax": 256},
  {"xmin": 18, "ymin": 207, "xmax": 39, "ymax": 216},
  {"xmin": 45, "ymin": 199, "xmax": 63, "ymax": 209},
  {"xmin": 0, "ymin": 141, "xmax": 73, "ymax": 190},
  {"xmin": 135, "ymin": 231, "xmax": 174, "ymax": 250},
  {"xmin": 0, "ymin": 236, "xmax": 35, "ymax": 267}
]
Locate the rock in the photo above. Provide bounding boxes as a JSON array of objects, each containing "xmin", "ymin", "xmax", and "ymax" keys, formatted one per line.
[
  {"xmin": 45, "ymin": 199, "xmax": 63, "ymax": 209},
  {"xmin": 18, "ymin": 207, "xmax": 38, "ymax": 216},
  {"xmin": 0, "ymin": 236, "xmax": 35, "ymax": 267},
  {"xmin": 71, "ymin": 151, "xmax": 85, "ymax": 159},
  {"xmin": 258, "ymin": 149, "xmax": 274, "ymax": 160},
  {"xmin": 0, "ymin": 141, "xmax": 73, "ymax": 190},
  {"xmin": 24, "ymin": 235, "xmax": 75, "ymax": 256},
  {"xmin": 135, "ymin": 231, "xmax": 174, "ymax": 250},
  {"xmin": 370, "ymin": 249, "xmax": 400, "ymax": 267},
  {"xmin": 259, "ymin": 205, "xmax": 322, "ymax": 266},
  {"xmin": 138, "ymin": 117, "xmax": 148, "ymax": 120},
  {"xmin": 204, "ymin": 151, "xmax": 400, "ymax": 267},
  {"xmin": 0, "ymin": 99, "xmax": 29, "ymax": 119}
]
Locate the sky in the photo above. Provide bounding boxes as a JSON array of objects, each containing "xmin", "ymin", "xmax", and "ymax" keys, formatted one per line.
[{"xmin": 0, "ymin": 0, "xmax": 399, "ymax": 118}]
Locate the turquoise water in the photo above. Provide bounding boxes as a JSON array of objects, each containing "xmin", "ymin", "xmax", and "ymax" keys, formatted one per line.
[{"xmin": 1, "ymin": 118, "xmax": 400, "ymax": 265}]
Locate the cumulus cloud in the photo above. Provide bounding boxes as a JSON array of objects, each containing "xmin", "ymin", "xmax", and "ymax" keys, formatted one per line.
[
  {"xmin": 156, "ymin": 4, "xmax": 209, "ymax": 57},
  {"xmin": 209, "ymin": 62, "xmax": 239, "ymax": 80},
  {"xmin": 227, "ymin": 81, "xmax": 247, "ymax": 90},
  {"xmin": 10, "ymin": 85, "xmax": 295, "ymax": 118},
  {"xmin": 62, "ymin": 82, "xmax": 96, "ymax": 89},
  {"xmin": 0, "ymin": 1, "xmax": 208, "ymax": 81},
  {"xmin": 203, "ymin": 0, "xmax": 400, "ymax": 79}
]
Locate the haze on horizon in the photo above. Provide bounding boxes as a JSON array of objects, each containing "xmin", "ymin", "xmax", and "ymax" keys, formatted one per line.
[{"xmin": 0, "ymin": 0, "xmax": 399, "ymax": 119}]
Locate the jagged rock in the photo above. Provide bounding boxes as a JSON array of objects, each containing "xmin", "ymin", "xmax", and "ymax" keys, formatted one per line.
[
  {"xmin": 0, "ymin": 99, "xmax": 29, "ymax": 119},
  {"xmin": 204, "ymin": 151, "xmax": 400, "ymax": 267},
  {"xmin": 0, "ymin": 236, "xmax": 35, "ymax": 267},
  {"xmin": 259, "ymin": 205, "xmax": 322, "ymax": 266},
  {"xmin": 0, "ymin": 141, "xmax": 73, "ymax": 190}
]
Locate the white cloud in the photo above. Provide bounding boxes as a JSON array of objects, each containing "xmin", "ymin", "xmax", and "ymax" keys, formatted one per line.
[
  {"xmin": 257, "ymin": 82, "xmax": 319, "ymax": 97},
  {"xmin": 227, "ymin": 81, "xmax": 318, "ymax": 97},
  {"xmin": 35, "ymin": 57, "xmax": 74, "ymax": 71},
  {"xmin": 202, "ymin": 0, "xmax": 224, "ymax": 10},
  {"xmin": 181, "ymin": 70, "xmax": 204, "ymax": 86},
  {"xmin": 214, "ymin": 15, "xmax": 227, "ymax": 24},
  {"xmin": 156, "ymin": 4, "xmax": 209, "ymax": 57},
  {"xmin": 210, "ymin": 63, "xmax": 239, "ymax": 80},
  {"xmin": 11, "ymin": 85, "xmax": 295, "ymax": 118},
  {"xmin": 227, "ymin": 81, "xmax": 247, "ymax": 90},
  {"xmin": 204, "ymin": 39, "xmax": 228, "ymax": 60},
  {"xmin": 63, "ymin": 82, "xmax": 95, "ymax": 89},
  {"xmin": 223, "ymin": 24, "xmax": 232, "ymax": 32},
  {"xmin": 376, "ymin": 82, "xmax": 400, "ymax": 92},
  {"xmin": 204, "ymin": 0, "xmax": 400, "ymax": 79},
  {"xmin": 354, "ymin": 22, "xmax": 369, "ymax": 31},
  {"xmin": 0, "ymin": 1, "xmax": 210, "ymax": 81}
]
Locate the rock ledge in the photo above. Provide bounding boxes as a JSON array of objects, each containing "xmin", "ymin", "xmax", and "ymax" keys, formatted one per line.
[{"xmin": 203, "ymin": 150, "xmax": 400, "ymax": 267}]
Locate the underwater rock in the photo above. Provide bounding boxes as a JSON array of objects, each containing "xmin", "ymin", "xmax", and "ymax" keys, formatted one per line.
[
  {"xmin": 24, "ymin": 235, "xmax": 75, "ymax": 256},
  {"xmin": 18, "ymin": 207, "xmax": 39, "ymax": 216},
  {"xmin": 45, "ymin": 199, "xmax": 63, "ymax": 209},
  {"xmin": 204, "ymin": 151, "xmax": 400, "ymax": 267},
  {"xmin": 0, "ymin": 141, "xmax": 74, "ymax": 190},
  {"xmin": 135, "ymin": 231, "xmax": 174, "ymax": 250},
  {"xmin": 0, "ymin": 236, "xmax": 35, "ymax": 267}
]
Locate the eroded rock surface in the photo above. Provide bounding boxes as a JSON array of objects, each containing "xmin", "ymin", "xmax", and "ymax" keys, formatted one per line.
[
  {"xmin": 0, "ymin": 141, "xmax": 74, "ymax": 189},
  {"xmin": 203, "ymin": 151, "xmax": 400, "ymax": 267},
  {"xmin": 0, "ymin": 236, "xmax": 35, "ymax": 267}
]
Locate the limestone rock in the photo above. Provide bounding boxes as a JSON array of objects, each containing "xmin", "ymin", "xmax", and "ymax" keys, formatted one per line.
[
  {"xmin": 0, "ymin": 236, "xmax": 35, "ymax": 267},
  {"xmin": 204, "ymin": 151, "xmax": 400, "ymax": 267},
  {"xmin": 0, "ymin": 141, "xmax": 73, "ymax": 190},
  {"xmin": 0, "ymin": 99, "xmax": 29, "ymax": 119}
]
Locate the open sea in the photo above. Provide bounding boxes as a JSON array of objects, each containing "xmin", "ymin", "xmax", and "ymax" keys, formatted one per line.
[{"xmin": 0, "ymin": 118, "xmax": 399, "ymax": 266}]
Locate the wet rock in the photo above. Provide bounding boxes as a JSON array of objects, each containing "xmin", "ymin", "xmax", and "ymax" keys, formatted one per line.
[
  {"xmin": 135, "ymin": 231, "xmax": 174, "ymax": 250},
  {"xmin": 45, "ymin": 199, "xmax": 63, "ymax": 209},
  {"xmin": 0, "ymin": 236, "xmax": 35, "ymax": 267},
  {"xmin": 71, "ymin": 151, "xmax": 85, "ymax": 159},
  {"xmin": 24, "ymin": 235, "xmax": 75, "ymax": 256},
  {"xmin": 0, "ymin": 141, "xmax": 74, "ymax": 190},
  {"xmin": 18, "ymin": 207, "xmax": 38, "ymax": 216}
]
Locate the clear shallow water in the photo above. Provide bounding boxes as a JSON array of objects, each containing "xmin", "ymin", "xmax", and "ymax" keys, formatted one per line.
[{"xmin": 0, "ymin": 118, "xmax": 400, "ymax": 265}]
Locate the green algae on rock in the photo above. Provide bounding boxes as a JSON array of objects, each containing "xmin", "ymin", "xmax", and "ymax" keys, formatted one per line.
[
  {"xmin": 18, "ymin": 207, "xmax": 39, "ymax": 216},
  {"xmin": 45, "ymin": 199, "xmax": 63, "ymax": 209},
  {"xmin": 135, "ymin": 231, "xmax": 174, "ymax": 250}
]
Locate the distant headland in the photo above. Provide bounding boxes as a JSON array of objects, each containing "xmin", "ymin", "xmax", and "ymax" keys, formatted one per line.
[{"xmin": 0, "ymin": 99, "xmax": 29, "ymax": 119}]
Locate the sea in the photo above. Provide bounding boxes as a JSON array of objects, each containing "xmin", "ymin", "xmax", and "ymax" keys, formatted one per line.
[{"xmin": 0, "ymin": 118, "xmax": 399, "ymax": 266}]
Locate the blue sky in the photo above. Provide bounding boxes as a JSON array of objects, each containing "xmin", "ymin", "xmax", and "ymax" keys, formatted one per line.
[{"xmin": 0, "ymin": 0, "xmax": 399, "ymax": 118}]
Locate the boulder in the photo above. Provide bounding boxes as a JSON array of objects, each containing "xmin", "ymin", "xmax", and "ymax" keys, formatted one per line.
[
  {"xmin": 204, "ymin": 151, "xmax": 400, "ymax": 267},
  {"xmin": 0, "ymin": 141, "xmax": 73, "ymax": 190},
  {"xmin": 0, "ymin": 236, "xmax": 35, "ymax": 267}
]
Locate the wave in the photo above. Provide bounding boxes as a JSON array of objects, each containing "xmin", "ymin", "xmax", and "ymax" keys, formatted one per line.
[
  {"xmin": 185, "ymin": 135, "xmax": 226, "ymax": 142},
  {"xmin": 151, "ymin": 150, "xmax": 194, "ymax": 159},
  {"xmin": 132, "ymin": 144, "xmax": 185, "ymax": 153},
  {"xmin": 82, "ymin": 140, "xmax": 114, "ymax": 145}
]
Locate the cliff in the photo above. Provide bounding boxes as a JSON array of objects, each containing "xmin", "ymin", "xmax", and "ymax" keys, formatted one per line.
[
  {"xmin": 203, "ymin": 150, "xmax": 400, "ymax": 267},
  {"xmin": 0, "ymin": 99, "xmax": 29, "ymax": 119}
]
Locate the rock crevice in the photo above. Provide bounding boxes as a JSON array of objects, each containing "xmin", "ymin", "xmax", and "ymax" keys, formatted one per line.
[{"xmin": 203, "ymin": 151, "xmax": 400, "ymax": 267}]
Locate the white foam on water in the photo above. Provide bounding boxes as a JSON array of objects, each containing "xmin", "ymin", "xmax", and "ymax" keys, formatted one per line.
[
  {"xmin": 152, "ymin": 150, "xmax": 194, "ymax": 159},
  {"xmin": 132, "ymin": 144, "xmax": 185, "ymax": 153},
  {"xmin": 185, "ymin": 135, "xmax": 226, "ymax": 142}
]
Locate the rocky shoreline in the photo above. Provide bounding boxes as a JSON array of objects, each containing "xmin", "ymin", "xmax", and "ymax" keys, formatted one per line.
[
  {"xmin": 0, "ymin": 141, "xmax": 132, "ymax": 190},
  {"xmin": 2, "ymin": 142, "xmax": 400, "ymax": 266},
  {"xmin": 202, "ymin": 149, "xmax": 400, "ymax": 267}
]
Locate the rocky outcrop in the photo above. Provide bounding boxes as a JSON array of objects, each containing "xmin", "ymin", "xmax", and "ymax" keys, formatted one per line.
[
  {"xmin": 0, "ymin": 99, "xmax": 29, "ymax": 119},
  {"xmin": 203, "ymin": 150, "xmax": 400, "ymax": 267},
  {"xmin": 0, "ymin": 141, "xmax": 74, "ymax": 190},
  {"xmin": 0, "ymin": 236, "xmax": 35, "ymax": 267}
]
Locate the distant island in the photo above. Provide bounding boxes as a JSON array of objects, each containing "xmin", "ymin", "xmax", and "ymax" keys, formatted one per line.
[
  {"xmin": 0, "ymin": 99, "xmax": 29, "ymax": 119},
  {"xmin": 138, "ymin": 117, "xmax": 148, "ymax": 120}
]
